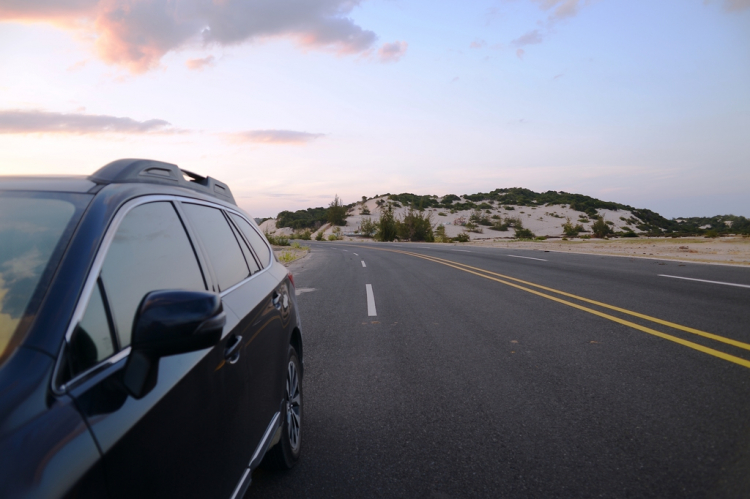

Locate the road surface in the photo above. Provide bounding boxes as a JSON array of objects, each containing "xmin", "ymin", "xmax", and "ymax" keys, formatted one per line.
[{"xmin": 248, "ymin": 241, "xmax": 750, "ymax": 498}]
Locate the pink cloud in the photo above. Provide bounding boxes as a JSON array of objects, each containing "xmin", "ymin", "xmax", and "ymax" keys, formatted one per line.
[
  {"xmin": 470, "ymin": 39, "xmax": 486, "ymax": 49},
  {"xmin": 0, "ymin": 0, "xmax": 380, "ymax": 73},
  {"xmin": 512, "ymin": 29, "xmax": 544, "ymax": 47},
  {"xmin": 516, "ymin": 48, "xmax": 525, "ymax": 60},
  {"xmin": 225, "ymin": 130, "xmax": 325, "ymax": 145},
  {"xmin": 186, "ymin": 55, "xmax": 215, "ymax": 71},
  {"xmin": 723, "ymin": 0, "xmax": 750, "ymax": 11},
  {"xmin": 377, "ymin": 41, "xmax": 408, "ymax": 63}
]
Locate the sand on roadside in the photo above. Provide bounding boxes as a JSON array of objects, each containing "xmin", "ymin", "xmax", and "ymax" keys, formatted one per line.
[{"xmin": 454, "ymin": 236, "xmax": 750, "ymax": 266}]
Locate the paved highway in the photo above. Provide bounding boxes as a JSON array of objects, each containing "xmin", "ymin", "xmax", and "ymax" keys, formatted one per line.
[{"xmin": 248, "ymin": 242, "xmax": 750, "ymax": 498}]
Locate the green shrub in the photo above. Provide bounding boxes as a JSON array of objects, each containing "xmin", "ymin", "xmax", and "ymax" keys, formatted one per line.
[
  {"xmin": 376, "ymin": 204, "xmax": 398, "ymax": 241},
  {"xmin": 453, "ymin": 233, "xmax": 470, "ymax": 242},
  {"xmin": 327, "ymin": 234, "xmax": 338, "ymax": 241},
  {"xmin": 438, "ymin": 212, "xmax": 447, "ymax": 216},
  {"xmin": 435, "ymin": 225, "xmax": 451, "ymax": 243},
  {"xmin": 704, "ymin": 230, "xmax": 719, "ymax": 238},
  {"xmin": 266, "ymin": 233, "xmax": 290, "ymax": 246},
  {"xmin": 278, "ymin": 251, "xmax": 297, "ymax": 264},
  {"xmin": 562, "ymin": 218, "xmax": 585, "ymax": 237},
  {"xmin": 514, "ymin": 227, "xmax": 535, "ymax": 239},
  {"xmin": 591, "ymin": 216, "xmax": 613, "ymax": 238},
  {"xmin": 292, "ymin": 229, "xmax": 311, "ymax": 240},
  {"xmin": 315, "ymin": 230, "xmax": 324, "ymax": 241},
  {"xmin": 397, "ymin": 207, "xmax": 435, "ymax": 241},
  {"xmin": 504, "ymin": 206, "xmax": 515, "ymax": 210},
  {"xmin": 621, "ymin": 231, "xmax": 637, "ymax": 238},
  {"xmin": 535, "ymin": 236, "xmax": 547, "ymax": 241},
  {"xmin": 359, "ymin": 217, "xmax": 377, "ymax": 237}
]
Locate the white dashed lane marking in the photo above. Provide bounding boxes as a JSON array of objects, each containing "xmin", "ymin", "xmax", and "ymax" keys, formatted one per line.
[
  {"xmin": 366, "ymin": 284, "xmax": 377, "ymax": 316},
  {"xmin": 659, "ymin": 275, "xmax": 750, "ymax": 289},
  {"xmin": 507, "ymin": 255, "xmax": 547, "ymax": 262},
  {"xmin": 361, "ymin": 261, "xmax": 367, "ymax": 267}
]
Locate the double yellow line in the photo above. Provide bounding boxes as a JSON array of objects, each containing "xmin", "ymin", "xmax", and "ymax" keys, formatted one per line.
[{"xmin": 355, "ymin": 245, "xmax": 750, "ymax": 370}]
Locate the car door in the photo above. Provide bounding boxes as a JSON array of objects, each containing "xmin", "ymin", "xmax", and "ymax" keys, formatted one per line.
[
  {"xmin": 224, "ymin": 211, "xmax": 291, "ymax": 437},
  {"xmin": 179, "ymin": 202, "xmax": 283, "ymax": 458},
  {"xmin": 63, "ymin": 199, "xmax": 251, "ymax": 498}
]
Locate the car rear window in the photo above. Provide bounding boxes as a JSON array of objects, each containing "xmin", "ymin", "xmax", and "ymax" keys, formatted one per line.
[
  {"xmin": 229, "ymin": 213, "xmax": 272, "ymax": 269},
  {"xmin": 0, "ymin": 192, "xmax": 86, "ymax": 366}
]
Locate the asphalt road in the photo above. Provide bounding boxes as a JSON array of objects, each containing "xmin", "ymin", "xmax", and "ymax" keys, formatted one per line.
[{"xmin": 247, "ymin": 242, "xmax": 750, "ymax": 498}]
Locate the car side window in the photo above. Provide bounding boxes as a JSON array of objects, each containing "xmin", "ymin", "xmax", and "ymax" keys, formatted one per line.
[
  {"xmin": 67, "ymin": 280, "xmax": 116, "ymax": 378},
  {"xmin": 229, "ymin": 219, "xmax": 261, "ymax": 275},
  {"xmin": 100, "ymin": 202, "xmax": 205, "ymax": 348},
  {"xmin": 182, "ymin": 204, "xmax": 250, "ymax": 291},
  {"xmin": 229, "ymin": 213, "xmax": 271, "ymax": 269}
]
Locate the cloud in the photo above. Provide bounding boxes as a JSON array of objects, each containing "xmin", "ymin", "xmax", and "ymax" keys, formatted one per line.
[
  {"xmin": 0, "ymin": 0, "xmax": 384, "ymax": 73},
  {"xmin": 512, "ymin": 29, "xmax": 544, "ymax": 47},
  {"xmin": 531, "ymin": 0, "xmax": 586, "ymax": 23},
  {"xmin": 722, "ymin": 0, "xmax": 750, "ymax": 11},
  {"xmin": 377, "ymin": 41, "xmax": 408, "ymax": 63},
  {"xmin": 553, "ymin": 72, "xmax": 564, "ymax": 80},
  {"xmin": 470, "ymin": 39, "xmax": 486, "ymax": 49},
  {"xmin": 186, "ymin": 55, "xmax": 215, "ymax": 71},
  {"xmin": 67, "ymin": 60, "xmax": 88, "ymax": 72},
  {"xmin": 0, "ymin": 109, "xmax": 176, "ymax": 134},
  {"xmin": 225, "ymin": 130, "xmax": 325, "ymax": 145},
  {"xmin": 516, "ymin": 48, "xmax": 525, "ymax": 60}
]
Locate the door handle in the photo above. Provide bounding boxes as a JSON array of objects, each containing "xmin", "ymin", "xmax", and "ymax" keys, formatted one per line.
[{"xmin": 224, "ymin": 335, "xmax": 242, "ymax": 364}]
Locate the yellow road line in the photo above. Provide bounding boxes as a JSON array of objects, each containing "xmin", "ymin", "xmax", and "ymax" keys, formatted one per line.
[{"xmin": 353, "ymin": 245, "xmax": 750, "ymax": 369}]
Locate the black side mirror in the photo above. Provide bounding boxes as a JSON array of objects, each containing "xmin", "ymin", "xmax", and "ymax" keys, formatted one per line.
[{"xmin": 123, "ymin": 290, "xmax": 225, "ymax": 399}]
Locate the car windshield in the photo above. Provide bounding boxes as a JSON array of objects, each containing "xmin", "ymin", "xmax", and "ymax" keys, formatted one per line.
[{"xmin": 0, "ymin": 192, "xmax": 87, "ymax": 366}]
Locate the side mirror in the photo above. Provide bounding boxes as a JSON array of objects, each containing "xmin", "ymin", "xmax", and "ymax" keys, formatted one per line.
[{"xmin": 123, "ymin": 290, "xmax": 225, "ymax": 399}]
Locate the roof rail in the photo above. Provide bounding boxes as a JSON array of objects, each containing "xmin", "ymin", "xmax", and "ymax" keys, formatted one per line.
[{"xmin": 89, "ymin": 159, "xmax": 236, "ymax": 205}]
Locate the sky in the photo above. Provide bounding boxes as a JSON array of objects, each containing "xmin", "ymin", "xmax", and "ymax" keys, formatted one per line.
[{"xmin": 0, "ymin": 0, "xmax": 748, "ymax": 219}]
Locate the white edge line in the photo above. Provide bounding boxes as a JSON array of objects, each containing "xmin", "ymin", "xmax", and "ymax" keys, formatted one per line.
[
  {"xmin": 353, "ymin": 253, "xmax": 359, "ymax": 256},
  {"xmin": 658, "ymin": 274, "xmax": 750, "ymax": 289},
  {"xmin": 366, "ymin": 284, "xmax": 377, "ymax": 316},
  {"xmin": 452, "ymin": 249, "xmax": 471, "ymax": 252},
  {"xmin": 507, "ymin": 254, "xmax": 548, "ymax": 262}
]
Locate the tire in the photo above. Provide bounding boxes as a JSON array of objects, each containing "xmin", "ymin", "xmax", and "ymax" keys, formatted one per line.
[{"xmin": 264, "ymin": 345, "xmax": 302, "ymax": 470}]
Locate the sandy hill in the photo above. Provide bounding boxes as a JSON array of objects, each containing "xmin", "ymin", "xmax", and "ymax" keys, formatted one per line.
[{"xmin": 258, "ymin": 189, "xmax": 658, "ymax": 240}]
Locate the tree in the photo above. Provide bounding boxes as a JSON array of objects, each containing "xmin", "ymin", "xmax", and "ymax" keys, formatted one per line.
[
  {"xmin": 326, "ymin": 195, "xmax": 347, "ymax": 226},
  {"xmin": 376, "ymin": 203, "xmax": 398, "ymax": 241}
]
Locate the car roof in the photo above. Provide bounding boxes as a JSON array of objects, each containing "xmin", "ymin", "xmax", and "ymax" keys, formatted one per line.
[{"xmin": 0, "ymin": 159, "xmax": 236, "ymax": 205}]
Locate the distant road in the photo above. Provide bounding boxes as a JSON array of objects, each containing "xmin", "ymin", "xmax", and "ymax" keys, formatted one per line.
[{"xmin": 248, "ymin": 242, "xmax": 750, "ymax": 498}]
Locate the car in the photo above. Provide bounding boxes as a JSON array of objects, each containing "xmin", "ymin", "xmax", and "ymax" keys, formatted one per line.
[{"xmin": 0, "ymin": 159, "xmax": 303, "ymax": 498}]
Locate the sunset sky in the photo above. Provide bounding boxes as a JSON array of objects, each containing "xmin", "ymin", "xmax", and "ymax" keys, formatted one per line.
[{"xmin": 1, "ymin": 0, "xmax": 748, "ymax": 218}]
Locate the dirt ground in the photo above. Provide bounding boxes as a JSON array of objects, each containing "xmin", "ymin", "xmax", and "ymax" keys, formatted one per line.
[{"xmin": 456, "ymin": 236, "xmax": 750, "ymax": 266}]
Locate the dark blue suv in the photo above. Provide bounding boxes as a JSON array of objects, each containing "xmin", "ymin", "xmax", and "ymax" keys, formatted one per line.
[{"xmin": 0, "ymin": 159, "xmax": 303, "ymax": 498}]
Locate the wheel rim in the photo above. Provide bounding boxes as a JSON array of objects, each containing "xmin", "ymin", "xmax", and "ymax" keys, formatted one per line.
[{"xmin": 285, "ymin": 360, "xmax": 301, "ymax": 452}]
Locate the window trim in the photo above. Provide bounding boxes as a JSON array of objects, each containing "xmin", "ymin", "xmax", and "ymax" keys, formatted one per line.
[{"xmin": 51, "ymin": 195, "xmax": 272, "ymax": 394}]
